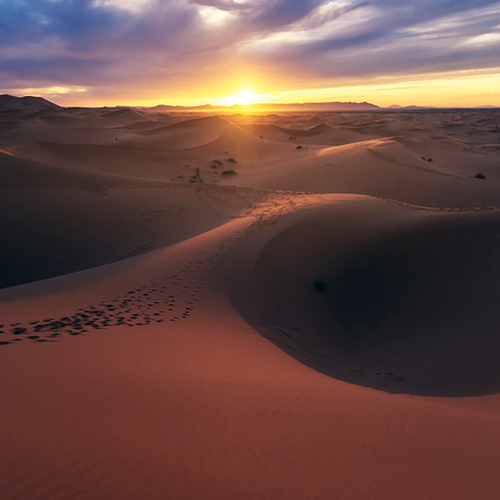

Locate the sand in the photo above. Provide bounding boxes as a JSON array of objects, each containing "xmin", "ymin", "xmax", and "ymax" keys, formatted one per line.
[{"xmin": 1, "ymin": 105, "xmax": 500, "ymax": 499}]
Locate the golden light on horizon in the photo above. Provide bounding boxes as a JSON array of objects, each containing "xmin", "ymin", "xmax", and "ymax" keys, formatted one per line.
[
  {"xmin": 223, "ymin": 89, "xmax": 260, "ymax": 106},
  {"xmin": 19, "ymin": 67, "xmax": 500, "ymax": 109}
]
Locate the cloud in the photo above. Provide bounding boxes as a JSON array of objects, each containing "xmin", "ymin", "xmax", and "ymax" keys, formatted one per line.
[
  {"xmin": 240, "ymin": 1, "xmax": 500, "ymax": 81},
  {"xmin": 1, "ymin": 0, "xmax": 499, "ymax": 103},
  {"xmin": 0, "ymin": 0, "xmax": 203, "ymax": 90},
  {"xmin": 249, "ymin": 0, "xmax": 325, "ymax": 29}
]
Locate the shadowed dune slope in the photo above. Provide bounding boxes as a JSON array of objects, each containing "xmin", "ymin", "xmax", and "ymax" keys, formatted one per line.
[
  {"xmin": 225, "ymin": 198, "xmax": 500, "ymax": 396},
  {"xmin": 0, "ymin": 147, "xmax": 267, "ymax": 288}
]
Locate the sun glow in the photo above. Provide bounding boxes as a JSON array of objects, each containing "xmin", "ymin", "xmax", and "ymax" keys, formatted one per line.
[{"xmin": 224, "ymin": 89, "xmax": 259, "ymax": 106}]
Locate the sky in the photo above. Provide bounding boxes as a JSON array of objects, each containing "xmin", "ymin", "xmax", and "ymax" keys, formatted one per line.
[{"xmin": 1, "ymin": 0, "xmax": 500, "ymax": 107}]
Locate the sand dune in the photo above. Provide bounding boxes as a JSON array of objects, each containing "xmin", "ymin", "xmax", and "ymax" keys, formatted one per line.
[
  {"xmin": 226, "ymin": 196, "xmax": 500, "ymax": 396},
  {"xmin": 1, "ymin": 107, "xmax": 500, "ymax": 499},
  {"xmin": 126, "ymin": 115, "xmax": 231, "ymax": 150}
]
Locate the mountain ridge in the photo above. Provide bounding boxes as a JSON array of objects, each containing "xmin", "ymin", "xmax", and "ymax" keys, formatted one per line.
[{"xmin": 0, "ymin": 94, "xmax": 62, "ymax": 112}]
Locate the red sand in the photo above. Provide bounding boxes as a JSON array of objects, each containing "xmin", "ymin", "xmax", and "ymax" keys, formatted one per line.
[{"xmin": 1, "ymin": 108, "xmax": 500, "ymax": 499}]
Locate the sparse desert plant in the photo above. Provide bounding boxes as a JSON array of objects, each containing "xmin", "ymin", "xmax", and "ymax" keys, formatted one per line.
[
  {"xmin": 475, "ymin": 172, "xmax": 486, "ymax": 179},
  {"xmin": 227, "ymin": 157, "xmax": 237, "ymax": 164},
  {"xmin": 221, "ymin": 169, "xmax": 237, "ymax": 176},
  {"xmin": 295, "ymin": 145, "xmax": 303, "ymax": 150},
  {"xmin": 212, "ymin": 159, "xmax": 223, "ymax": 167},
  {"xmin": 313, "ymin": 279, "xmax": 328, "ymax": 293},
  {"xmin": 177, "ymin": 174, "xmax": 183, "ymax": 179},
  {"xmin": 189, "ymin": 167, "xmax": 204, "ymax": 183},
  {"xmin": 421, "ymin": 156, "xmax": 433, "ymax": 162}
]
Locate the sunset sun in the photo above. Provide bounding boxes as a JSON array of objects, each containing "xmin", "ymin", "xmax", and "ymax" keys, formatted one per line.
[{"xmin": 225, "ymin": 89, "xmax": 259, "ymax": 106}]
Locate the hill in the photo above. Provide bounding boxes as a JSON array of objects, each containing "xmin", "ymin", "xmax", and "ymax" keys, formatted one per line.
[{"xmin": 0, "ymin": 94, "xmax": 61, "ymax": 112}]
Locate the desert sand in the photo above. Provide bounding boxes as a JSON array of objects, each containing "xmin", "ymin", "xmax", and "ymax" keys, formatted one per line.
[{"xmin": 1, "ymin": 102, "xmax": 500, "ymax": 498}]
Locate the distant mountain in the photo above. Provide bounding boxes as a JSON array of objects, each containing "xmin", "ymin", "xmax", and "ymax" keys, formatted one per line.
[
  {"xmin": 148, "ymin": 104, "xmax": 214, "ymax": 112},
  {"xmin": 266, "ymin": 101, "xmax": 381, "ymax": 111},
  {"xmin": 388, "ymin": 104, "xmax": 431, "ymax": 110},
  {"xmin": 0, "ymin": 94, "xmax": 61, "ymax": 112},
  {"xmin": 144, "ymin": 101, "xmax": 381, "ymax": 112}
]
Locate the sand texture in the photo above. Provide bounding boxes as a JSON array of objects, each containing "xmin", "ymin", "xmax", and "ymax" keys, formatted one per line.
[{"xmin": 1, "ymin": 107, "xmax": 500, "ymax": 499}]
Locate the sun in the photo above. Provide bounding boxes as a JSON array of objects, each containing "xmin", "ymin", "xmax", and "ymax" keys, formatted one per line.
[{"xmin": 225, "ymin": 89, "xmax": 259, "ymax": 106}]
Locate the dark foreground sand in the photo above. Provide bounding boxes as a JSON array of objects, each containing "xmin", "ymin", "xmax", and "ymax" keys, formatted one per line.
[{"xmin": 1, "ymin": 105, "xmax": 500, "ymax": 498}]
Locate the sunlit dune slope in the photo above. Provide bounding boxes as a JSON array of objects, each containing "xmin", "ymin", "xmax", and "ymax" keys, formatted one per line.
[{"xmin": 234, "ymin": 136, "xmax": 500, "ymax": 207}]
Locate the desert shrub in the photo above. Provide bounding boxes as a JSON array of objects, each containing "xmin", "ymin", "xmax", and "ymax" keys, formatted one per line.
[
  {"xmin": 313, "ymin": 279, "xmax": 328, "ymax": 293},
  {"xmin": 190, "ymin": 167, "xmax": 204, "ymax": 183},
  {"xmin": 227, "ymin": 157, "xmax": 237, "ymax": 164},
  {"xmin": 475, "ymin": 172, "xmax": 486, "ymax": 179},
  {"xmin": 212, "ymin": 159, "xmax": 223, "ymax": 166},
  {"xmin": 221, "ymin": 169, "xmax": 237, "ymax": 176},
  {"xmin": 295, "ymin": 145, "xmax": 303, "ymax": 150}
]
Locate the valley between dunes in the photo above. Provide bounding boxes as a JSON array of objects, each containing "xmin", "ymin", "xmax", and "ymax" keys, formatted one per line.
[{"xmin": 1, "ymin": 106, "xmax": 500, "ymax": 499}]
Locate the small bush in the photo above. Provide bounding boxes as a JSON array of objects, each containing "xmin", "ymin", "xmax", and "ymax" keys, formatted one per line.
[
  {"xmin": 313, "ymin": 279, "xmax": 328, "ymax": 293},
  {"xmin": 190, "ymin": 167, "xmax": 204, "ymax": 183},
  {"xmin": 475, "ymin": 172, "xmax": 486, "ymax": 179},
  {"xmin": 221, "ymin": 169, "xmax": 237, "ymax": 176},
  {"xmin": 227, "ymin": 157, "xmax": 237, "ymax": 164},
  {"xmin": 295, "ymin": 145, "xmax": 303, "ymax": 150}
]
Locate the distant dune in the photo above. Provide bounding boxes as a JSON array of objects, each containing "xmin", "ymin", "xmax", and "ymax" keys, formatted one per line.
[{"xmin": 1, "ymin": 101, "xmax": 500, "ymax": 499}]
